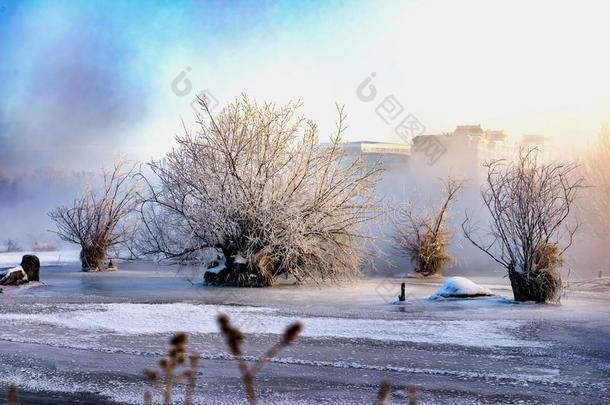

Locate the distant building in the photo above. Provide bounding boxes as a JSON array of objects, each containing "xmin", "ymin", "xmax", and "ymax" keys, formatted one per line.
[
  {"xmin": 410, "ymin": 125, "xmax": 552, "ymax": 180},
  {"xmin": 340, "ymin": 125, "xmax": 552, "ymax": 181},
  {"xmin": 453, "ymin": 124, "xmax": 484, "ymax": 137},
  {"xmin": 344, "ymin": 141, "xmax": 410, "ymax": 156},
  {"xmin": 485, "ymin": 129, "xmax": 508, "ymax": 142},
  {"xmin": 343, "ymin": 141, "xmax": 410, "ymax": 166}
]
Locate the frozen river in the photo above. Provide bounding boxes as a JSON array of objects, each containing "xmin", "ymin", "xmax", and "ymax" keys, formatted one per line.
[{"xmin": 0, "ymin": 260, "xmax": 608, "ymax": 404}]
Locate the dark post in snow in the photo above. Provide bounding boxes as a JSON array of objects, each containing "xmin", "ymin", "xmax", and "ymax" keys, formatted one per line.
[{"xmin": 398, "ymin": 282, "xmax": 406, "ymax": 301}]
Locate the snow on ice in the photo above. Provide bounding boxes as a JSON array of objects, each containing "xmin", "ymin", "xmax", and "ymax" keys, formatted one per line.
[{"xmin": 0, "ymin": 302, "xmax": 546, "ymax": 348}]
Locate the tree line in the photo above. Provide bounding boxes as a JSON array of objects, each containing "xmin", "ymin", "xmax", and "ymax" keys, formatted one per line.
[{"xmin": 50, "ymin": 96, "xmax": 608, "ymax": 302}]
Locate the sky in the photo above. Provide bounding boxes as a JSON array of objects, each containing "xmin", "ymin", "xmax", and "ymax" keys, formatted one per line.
[{"xmin": 1, "ymin": 0, "xmax": 609, "ymax": 172}]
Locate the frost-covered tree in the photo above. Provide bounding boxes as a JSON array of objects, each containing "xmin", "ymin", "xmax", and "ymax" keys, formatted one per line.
[
  {"xmin": 49, "ymin": 158, "xmax": 141, "ymax": 271},
  {"xmin": 4, "ymin": 239, "xmax": 22, "ymax": 253},
  {"xmin": 583, "ymin": 125, "xmax": 610, "ymax": 238},
  {"xmin": 392, "ymin": 177, "xmax": 465, "ymax": 276},
  {"xmin": 138, "ymin": 95, "xmax": 382, "ymax": 286},
  {"xmin": 462, "ymin": 148, "xmax": 583, "ymax": 302}
]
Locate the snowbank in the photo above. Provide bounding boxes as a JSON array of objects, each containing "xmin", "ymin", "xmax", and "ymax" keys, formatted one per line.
[
  {"xmin": 435, "ymin": 277, "xmax": 492, "ymax": 298},
  {"xmin": 0, "ymin": 250, "xmax": 80, "ymax": 268}
]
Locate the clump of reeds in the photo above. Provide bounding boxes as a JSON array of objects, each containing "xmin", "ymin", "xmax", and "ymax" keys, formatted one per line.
[
  {"xmin": 508, "ymin": 242, "xmax": 564, "ymax": 302},
  {"xmin": 372, "ymin": 380, "xmax": 390, "ymax": 405},
  {"xmin": 413, "ymin": 231, "xmax": 453, "ymax": 276},
  {"xmin": 409, "ymin": 386, "xmax": 418, "ymax": 404},
  {"xmin": 143, "ymin": 332, "xmax": 199, "ymax": 405},
  {"xmin": 393, "ymin": 177, "xmax": 464, "ymax": 276}
]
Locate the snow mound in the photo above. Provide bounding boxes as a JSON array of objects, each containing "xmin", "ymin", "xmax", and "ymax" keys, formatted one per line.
[{"xmin": 435, "ymin": 277, "xmax": 492, "ymax": 298}]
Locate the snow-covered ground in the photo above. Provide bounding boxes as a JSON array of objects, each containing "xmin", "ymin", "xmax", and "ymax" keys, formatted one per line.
[
  {"xmin": 0, "ymin": 262, "xmax": 608, "ymax": 404},
  {"xmin": 0, "ymin": 249, "xmax": 80, "ymax": 268}
]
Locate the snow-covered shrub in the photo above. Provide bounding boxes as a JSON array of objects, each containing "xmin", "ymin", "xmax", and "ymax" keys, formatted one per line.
[
  {"xmin": 463, "ymin": 148, "xmax": 583, "ymax": 302},
  {"xmin": 138, "ymin": 95, "xmax": 382, "ymax": 286},
  {"xmin": 49, "ymin": 158, "xmax": 141, "ymax": 271},
  {"xmin": 392, "ymin": 177, "xmax": 464, "ymax": 276}
]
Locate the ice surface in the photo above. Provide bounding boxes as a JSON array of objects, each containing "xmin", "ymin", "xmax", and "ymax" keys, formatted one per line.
[
  {"xmin": 435, "ymin": 277, "xmax": 492, "ymax": 297},
  {"xmin": 0, "ymin": 264, "xmax": 608, "ymax": 404}
]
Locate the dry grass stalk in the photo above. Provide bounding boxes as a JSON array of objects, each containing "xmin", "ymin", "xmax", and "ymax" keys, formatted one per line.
[
  {"xmin": 393, "ymin": 177, "xmax": 465, "ymax": 276},
  {"xmin": 138, "ymin": 95, "xmax": 383, "ymax": 286},
  {"xmin": 409, "ymin": 386, "xmax": 418, "ymax": 404},
  {"xmin": 217, "ymin": 313, "xmax": 303, "ymax": 405},
  {"xmin": 372, "ymin": 380, "xmax": 391, "ymax": 405},
  {"xmin": 463, "ymin": 147, "xmax": 583, "ymax": 302},
  {"xmin": 12, "ymin": 326, "xmax": 406, "ymax": 405},
  {"xmin": 143, "ymin": 390, "xmax": 153, "ymax": 405},
  {"xmin": 143, "ymin": 332, "xmax": 199, "ymax": 405},
  {"xmin": 49, "ymin": 157, "xmax": 141, "ymax": 271},
  {"xmin": 217, "ymin": 314, "xmax": 399, "ymax": 405},
  {"xmin": 8, "ymin": 384, "xmax": 17, "ymax": 405}
]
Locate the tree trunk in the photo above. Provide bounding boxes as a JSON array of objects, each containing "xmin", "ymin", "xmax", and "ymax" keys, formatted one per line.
[
  {"xmin": 204, "ymin": 248, "xmax": 276, "ymax": 287},
  {"xmin": 508, "ymin": 266, "xmax": 558, "ymax": 302},
  {"xmin": 80, "ymin": 246, "xmax": 105, "ymax": 271}
]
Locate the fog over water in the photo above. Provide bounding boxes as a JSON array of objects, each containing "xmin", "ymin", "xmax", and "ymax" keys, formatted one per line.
[{"xmin": 0, "ymin": 1, "xmax": 607, "ymax": 279}]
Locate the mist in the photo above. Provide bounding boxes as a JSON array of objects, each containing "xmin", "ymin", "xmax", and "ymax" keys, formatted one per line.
[
  {"xmin": 0, "ymin": 0, "xmax": 608, "ymax": 279},
  {"xmin": 0, "ymin": 3, "xmax": 608, "ymax": 403}
]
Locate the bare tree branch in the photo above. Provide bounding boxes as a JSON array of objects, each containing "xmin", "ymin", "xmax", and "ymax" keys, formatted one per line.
[
  {"xmin": 462, "ymin": 147, "xmax": 583, "ymax": 302},
  {"xmin": 49, "ymin": 157, "xmax": 141, "ymax": 270}
]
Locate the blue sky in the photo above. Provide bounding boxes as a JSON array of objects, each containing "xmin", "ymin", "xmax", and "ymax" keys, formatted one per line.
[{"xmin": 1, "ymin": 0, "xmax": 609, "ymax": 171}]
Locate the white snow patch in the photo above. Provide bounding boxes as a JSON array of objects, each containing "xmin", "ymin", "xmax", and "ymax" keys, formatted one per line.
[
  {"xmin": 0, "ymin": 265, "xmax": 27, "ymax": 283},
  {"xmin": 205, "ymin": 260, "xmax": 226, "ymax": 274},
  {"xmin": 0, "ymin": 303, "xmax": 547, "ymax": 348},
  {"xmin": 232, "ymin": 253, "xmax": 248, "ymax": 264},
  {"xmin": 435, "ymin": 277, "xmax": 492, "ymax": 298}
]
